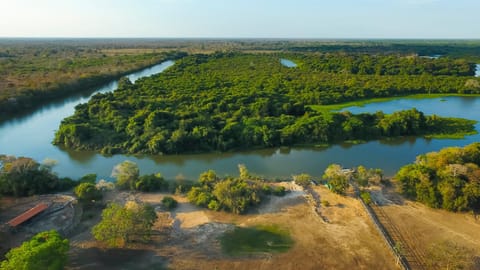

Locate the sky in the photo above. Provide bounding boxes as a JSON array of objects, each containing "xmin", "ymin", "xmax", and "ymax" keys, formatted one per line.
[{"xmin": 0, "ymin": 0, "xmax": 478, "ymax": 39}]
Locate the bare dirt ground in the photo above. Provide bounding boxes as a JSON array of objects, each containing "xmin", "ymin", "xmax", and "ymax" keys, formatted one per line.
[
  {"xmin": 66, "ymin": 183, "xmax": 398, "ymax": 270},
  {"xmin": 0, "ymin": 194, "xmax": 78, "ymax": 258},
  {"xmin": 8, "ymin": 182, "xmax": 479, "ymax": 269}
]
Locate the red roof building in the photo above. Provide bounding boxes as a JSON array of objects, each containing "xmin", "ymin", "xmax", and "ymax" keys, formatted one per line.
[{"xmin": 7, "ymin": 203, "xmax": 49, "ymax": 227}]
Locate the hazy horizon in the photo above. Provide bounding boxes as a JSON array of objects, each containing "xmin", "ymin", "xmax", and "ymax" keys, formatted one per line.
[{"xmin": 0, "ymin": 0, "xmax": 478, "ymax": 39}]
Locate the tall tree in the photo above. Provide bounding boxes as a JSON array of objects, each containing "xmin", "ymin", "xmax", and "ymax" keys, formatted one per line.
[
  {"xmin": 111, "ymin": 160, "xmax": 139, "ymax": 190},
  {"xmin": 0, "ymin": 230, "xmax": 69, "ymax": 270},
  {"xmin": 92, "ymin": 202, "xmax": 157, "ymax": 248},
  {"xmin": 323, "ymin": 164, "xmax": 349, "ymax": 195}
]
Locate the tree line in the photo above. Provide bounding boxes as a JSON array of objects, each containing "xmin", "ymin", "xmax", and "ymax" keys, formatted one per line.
[
  {"xmin": 0, "ymin": 44, "xmax": 186, "ymax": 117},
  {"xmin": 0, "ymin": 155, "xmax": 77, "ymax": 197},
  {"xmin": 395, "ymin": 142, "xmax": 480, "ymax": 212},
  {"xmin": 54, "ymin": 53, "xmax": 478, "ymax": 155}
]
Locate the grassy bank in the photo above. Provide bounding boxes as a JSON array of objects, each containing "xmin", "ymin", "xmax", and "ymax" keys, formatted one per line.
[{"xmin": 220, "ymin": 225, "xmax": 294, "ymax": 256}]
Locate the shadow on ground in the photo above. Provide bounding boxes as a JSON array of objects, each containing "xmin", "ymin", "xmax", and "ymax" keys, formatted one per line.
[{"xmin": 68, "ymin": 247, "xmax": 168, "ymax": 270}]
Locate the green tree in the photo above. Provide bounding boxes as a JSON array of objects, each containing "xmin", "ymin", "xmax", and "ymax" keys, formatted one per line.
[
  {"xmin": 92, "ymin": 202, "xmax": 157, "ymax": 248},
  {"xmin": 74, "ymin": 182, "xmax": 102, "ymax": 204},
  {"xmin": 78, "ymin": 173, "xmax": 97, "ymax": 184},
  {"xmin": 111, "ymin": 160, "xmax": 139, "ymax": 190},
  {"xmin": 198, "ymin": 170, "xmax": 219, "ymax": 188},
  {"xmin": 161, "ymin": 196, "xmax": 178, "ymax": 210},
  {"xmin": 238, "ymin": 164, "xmax": 250, "ymax": 180},
  {"xmin": 0, "ymin": 230, "xmax": 69, "ymax": 270},
  {"xmin": 323, "ymin": 164, "xmax": 349, "ymax": 195},
  {"xmin": 293, "ymin": 173, "xmax": 312, "ymax": 188},
  {"xmin": 0, "ymin": 155, "xmax": 73, "ymax": 197},
  {"xmin": 135, "ymin": 173, "xmax": 167, "ymax": 192},
  {"xmin": 212, "ymin": 178, "xmax": 260, "ymax": 214}
]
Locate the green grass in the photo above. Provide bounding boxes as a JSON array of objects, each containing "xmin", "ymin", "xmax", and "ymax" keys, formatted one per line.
[
  {"xmin": 220, "ymin": 225, "xmax": 294, "ymax": 256},
  {"xmin": 308, "ymin": 93, "xmax": 480, "ymax": 113},
  {"xmin": 425, "ymin": 117, "xmax": 478, "ymax": 139}
]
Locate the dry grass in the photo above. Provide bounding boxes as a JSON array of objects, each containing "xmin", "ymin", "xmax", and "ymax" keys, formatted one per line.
[{"xmin": 59, "ymin": 184, "xmax": 480, "ymax": 270}]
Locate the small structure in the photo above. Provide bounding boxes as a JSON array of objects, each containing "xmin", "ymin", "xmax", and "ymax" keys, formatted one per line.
[{"xmin": 7, "ymin": 203, "xmax": 49, "ymax": 228}]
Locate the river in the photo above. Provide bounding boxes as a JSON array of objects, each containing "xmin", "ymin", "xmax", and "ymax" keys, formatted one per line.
[{"xmin": 1, "ymin": 61, "xmax": 479, "ymax": 181}]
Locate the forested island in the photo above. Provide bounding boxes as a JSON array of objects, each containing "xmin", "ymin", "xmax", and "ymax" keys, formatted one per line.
[{"xmin": 54, "ymin": 52, "xmax": 479, "ymax": 155}]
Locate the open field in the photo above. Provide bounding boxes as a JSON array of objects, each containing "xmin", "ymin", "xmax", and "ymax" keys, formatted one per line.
[
  {"xmin": 66, "ymin": 183, "xmax": 397, "ymax": 270},
  {"xmin": 371, "ymin": 187, "xmax": 480, "ymax": 269},
  {"xmin": 2, "ymin": 181, "xmax": 480, "ymax": 269}
]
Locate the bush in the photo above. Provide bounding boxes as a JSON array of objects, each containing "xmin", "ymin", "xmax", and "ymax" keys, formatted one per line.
[
  {"xmin": 360, "ymin": 191, "xmax": 372, "ymax": 205},
  {"xmin": 321, "ymin": 200, "xmax": 330, "ymax": 207},
  {"xmin": 161, "ymin": 196, "xmax": 178, "ymax": 210},
  {"xmin": 74, "ymin": 182, "xmax": 102, "ymax": 204},
  {"xmin": 0, "ymin": 230, "xmax": 69, "ymax": 270},
  {"xmin": 273, "ymin": 186, "xmax": 286, "ymax": 196},
  {"xmin": 135, "ymin": 173, "xmax": 168, "ymax": 192}
]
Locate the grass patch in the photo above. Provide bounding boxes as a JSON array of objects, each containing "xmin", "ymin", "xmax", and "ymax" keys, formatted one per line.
[
  {"xmin": 425, "ymin": 117, "xmax": 478, "ymax": 139},
  {"xmin": 220, "ymin": 225, "xmax": 294, "ymax": 256},
  {"xmin": 343, "ymin": 140, "xmax": 367, "ymax": 145}
]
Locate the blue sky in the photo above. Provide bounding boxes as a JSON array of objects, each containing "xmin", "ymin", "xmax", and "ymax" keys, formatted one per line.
[{"xmin": 0, "ymin": 0, "xmax": 478, "ymax": 38}]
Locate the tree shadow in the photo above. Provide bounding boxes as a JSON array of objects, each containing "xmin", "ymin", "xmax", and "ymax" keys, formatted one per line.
[{"xmin": 68, "ymin": 247, "xmax": 169, "ymax": 270}]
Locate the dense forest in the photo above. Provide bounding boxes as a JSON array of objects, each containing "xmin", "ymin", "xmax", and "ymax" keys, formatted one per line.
[
  {"xmin": 0, "ymin": 40, "xmax": 186, "ymax": 115},
  {"xmin": 395, "ymin": 143, "xmax": 480, "ymax": 212},
  {"xmin": 53, "ymin": 52, "xmax": 478, "ymax": 155}
]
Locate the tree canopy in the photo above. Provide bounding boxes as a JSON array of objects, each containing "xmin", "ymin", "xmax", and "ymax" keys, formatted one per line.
[
  {"xmin": 110, "ymin": 160, "xmax": 168, "ymax": 192},
  {"xmin": 74, "ymin": 182, "xmax": 102, "ymax": 205},
  {"xmin": 0, "ymin": 230, "xmax": 69, "ymax": 270},
  {"xmin": 395, "ymin": 142, "xmax": 480, "ymax": 212},
  {"xmin": 92, "ymin": 202, "xmax": 157, "ymax": 248},
  {"xmin": 0, "ymin": 155, "xmax": 75, "ymax": 197},
  {"xmin": 187, "ymin": 167, "xmax": 284, "ymax": 214},
  {"xmin": 323, "ymin": 164, "xmax": 350, "ymax": 195},
  {"xmin": 53, "ymin": 53, "xmax": 478, "ymax": 155}
]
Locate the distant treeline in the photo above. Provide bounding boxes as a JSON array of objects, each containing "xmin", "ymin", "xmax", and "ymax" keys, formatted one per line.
[
  {"xmin": 0, "ymin": 43, "xmax": 186, "ymax": 116},
  {"xmin": 54, "ymin": 53, "xmax": 478, "ymax": 155}
]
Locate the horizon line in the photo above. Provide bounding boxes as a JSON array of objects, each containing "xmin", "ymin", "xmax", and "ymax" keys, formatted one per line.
[{"xmin": 1, "ymin": 36, "xmax": 480, "ymax": 41}]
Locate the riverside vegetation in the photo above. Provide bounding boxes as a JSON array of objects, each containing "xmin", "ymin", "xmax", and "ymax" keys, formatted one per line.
[
  {"xmin": 395, "ymin": 142, "xmax": 480, "ymax": 212},
  {"xmin": 53, "ymin": 52, "xmax": 479, "ymax": 155},
  {"xmin": 0, "ymin": 39, "xmax": 186, "ymax": 115}
]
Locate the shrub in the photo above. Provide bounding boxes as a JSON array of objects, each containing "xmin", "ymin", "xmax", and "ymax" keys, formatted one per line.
[
  {"xmin": 321, "ymin": 200, "xmax": 330, "ymax": 207},
  {"xmin": 161, "ymin": 196, "xmax": 178, "ymax": 210},
  {"xmin": 273, "ymin": 186, "xmax": 286, "ymax": 196},
  {"xmin": 360, "ymin": 191, "xmax": 372, "ymax": 205}
]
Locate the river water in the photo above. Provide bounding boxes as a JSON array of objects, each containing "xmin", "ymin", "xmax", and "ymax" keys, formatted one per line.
[
  {"xmin": 280, "ymin": 59, "xmax": 297, "ymax": 68},
  {"xmin": 476, "ymin": 64, "xmax": 480, "ymax": 77},
  {"xmin": 1, "ymin": 61, "xmax": 479, "ymax": 180}
]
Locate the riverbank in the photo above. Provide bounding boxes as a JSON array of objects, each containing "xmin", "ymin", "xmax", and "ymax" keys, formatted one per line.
[{"xmin": 0, "ymin": 52, "xmax": 185, "ymax": 120}]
